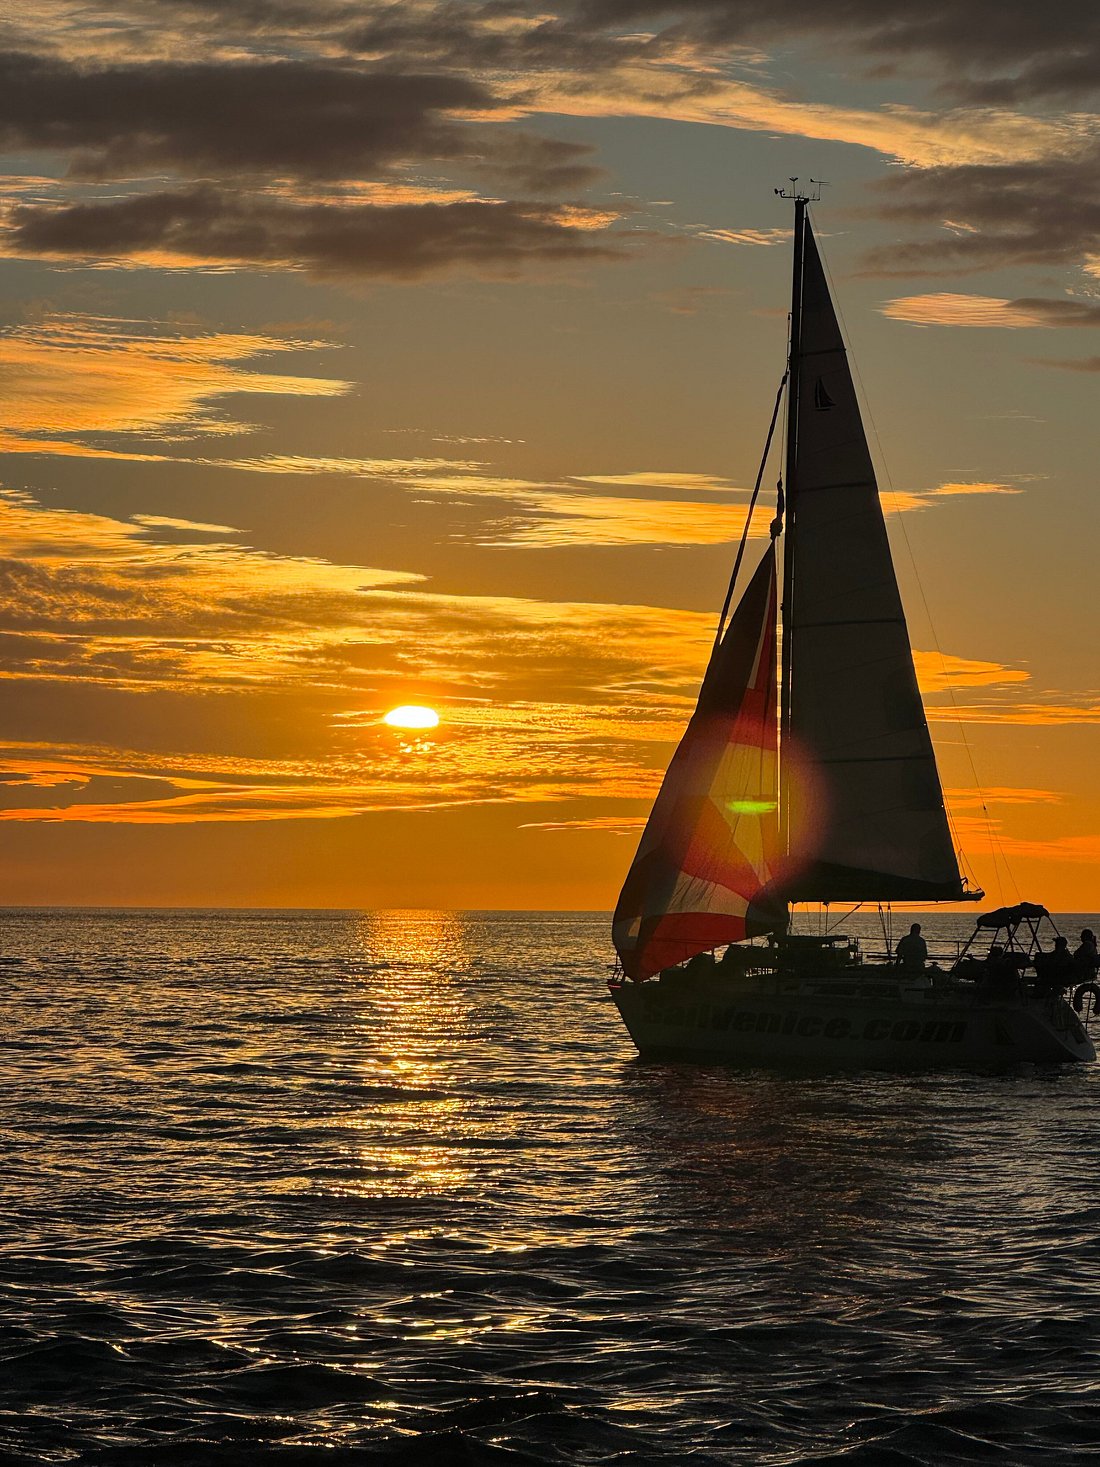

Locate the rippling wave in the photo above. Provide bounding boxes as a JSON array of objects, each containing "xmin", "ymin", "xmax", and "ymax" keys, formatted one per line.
[{"xmin": 2, "ymin": 908, "xmax": 1099, "ymax": 1465}]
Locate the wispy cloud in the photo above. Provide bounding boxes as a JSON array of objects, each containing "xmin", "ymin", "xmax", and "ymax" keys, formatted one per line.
[
  {"xmin": 543, "ymin": 66, "xmax": 1083, "ymax": 169},
  {"xmin": 14, "ymin": 0, "xmax": 1100, "ymax": 110},
  {"xmin": 862, "ymin": 147, "xmax": 1100, "ymax": 276},
  {"xmin": 1, "ymin": 486, "xmax": 1050, "ymax": 825},
  {"xmin": 476, "ymin": 488, "xmax": 755, "ymax": 548},
  {"xmin": 0, "ymin": 13, "xmax": 1092, "ymax": 291},
  {"xmin": 130, "ymin": 515, "xmax": 240, "ymax": 534},
  {"xmin": 570, "ymin": 471, "xmax": 743, "ymax": 493},
  {"xmin": 5, "ymin": 187, "xmax": 632, "ymax": 280},
  {"xmin": 1029, "ymin": 356, "xmax": 1100, "ymax": 373},
  {"xmin": 699, "ymin": 227, "xmax": 789, "ymax": 246},
  {"xmin": 914, "ymin": 652, "xmax": 1028, "ymax": 692},
  {"xmin": 881, "ymin": 294, "xmax": 1100, "ymax": 328},
  {"xmin": 934, "ymin": 698, "xmax": 1100, "ymax": 726},
  {"xmin": 212, "ymin": 454, "xmax": 484, "ymax": 478},
  {"xmin": 0, "ymin": 313, "xmax": 349, "ymax": 454},
  {"xmin": 944, "ymin": 787, "xmax": 1064, "ymax": 816},
  {"xmin": 518, "ymin": 813, "xmax": 648, "ymax": 833},
  {"xmin": 883, "ymin": 480, "xmax": 1024, "ymax": 514},
  {"xmin": 194, "ymin": 459, "xmax": 1018, "ymax": 549}
]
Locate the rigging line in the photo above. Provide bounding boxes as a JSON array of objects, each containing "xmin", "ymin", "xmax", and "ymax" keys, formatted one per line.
[
  {"xmin": 825, "ymin": 902, "xmax": 863, "ymax": 935},
  {"xmin": 713, "ymin": 367, "xmax": 789, "ymax": 650},
  {"xmin": 810, "ymin": 206, "xmax": 1009, "ymax": 904},
  {"xmin": 877, "ymin": 902, "xmax": 892, "ymax": 959}
]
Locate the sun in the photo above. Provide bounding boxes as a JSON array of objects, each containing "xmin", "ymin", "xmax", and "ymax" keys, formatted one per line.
[{"xmin": 383, "ymin": 704, "xmax": 440, "ymax": 730}]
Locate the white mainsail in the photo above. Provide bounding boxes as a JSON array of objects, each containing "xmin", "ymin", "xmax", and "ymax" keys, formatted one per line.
[{"xmin": 781, "ymin": 220, "xmax": 966, "ymax": 902}]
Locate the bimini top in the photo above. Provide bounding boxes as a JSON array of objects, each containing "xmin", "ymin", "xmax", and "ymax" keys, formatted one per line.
[{"xmin": 977, "ymin": 902, "xmax": 1049, "ymax": 929}]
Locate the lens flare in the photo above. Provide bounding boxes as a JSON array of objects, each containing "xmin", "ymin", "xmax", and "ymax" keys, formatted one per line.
[{"xmin": 384, "ymin": 705, "xmax": 440, "ymax": 730}]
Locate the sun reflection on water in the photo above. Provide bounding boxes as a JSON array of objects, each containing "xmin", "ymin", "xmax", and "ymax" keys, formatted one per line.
[{"xmin": 333, "ymin": 911, "xmax": 477, "ymax": 1200}]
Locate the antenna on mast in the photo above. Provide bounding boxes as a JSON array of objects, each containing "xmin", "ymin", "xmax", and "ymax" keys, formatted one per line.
[{"xmin": 775, "ymin": 177, "xmax": 824, "ymax": 203}]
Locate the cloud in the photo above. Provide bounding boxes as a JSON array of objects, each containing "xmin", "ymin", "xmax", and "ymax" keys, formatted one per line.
[
  {"xmin": 5, "ymin": 186, "xmax": 630, "ymax": 280},
  {"xmin": 862, "ymin": 148, "xmax": 1100, "ymax": 275},
  {"xmin": 944, "ymin": 786, "xmax": 1064, "ymax": 810},
  {"xmin": 16, "ymin": 0, "xmax": 1100, "ymax": 109},
  {"xmin": 476, "ymin": 487, "xmax": 757, "ymax": 547},
  {"xmin": 0, "ymin": 488, "xmax": 713, "ymax": 821},
  {"xmin": 130, "ymin": 515, "xmax": 240, "ymax": 534},
  {"xmin": 0, "ymin": 483, "xmax": 717, "ymax": 702},
  {"xmin": 571, "ymin": 471, "xmax": 742, "ymax": 492},
  {"xmin": 215, "ymin": 454, "xmax": 485, "ymax": 478},
  {"xmin": 343, "ymin": 4, "xmax": 659, "ymax": 76},
  {"xmin": 0, "ymin": 488, "xmax": 420, "ymax": 689},
  {"xmin": 946, "ymin": 813, "xmax": 1100, "ymax": 865},
  {"xmin": 913, "ymin": 652, "xmax": 1028, "ymax": 693},
  {"xmin": 195, "ymin": 458, "xmax": 1023, "ymax": 548},
  {"xmin": 340, "ymin": 0, "xmax": 1100, "ymax": 116},
  {"xmin": 880, "ymin": 294, "xmax": 1100, "ymax": 329},
  {"xmin": 882, "ymin": 481, "xmax": 1023, "ymax": 514},
  {"xmin": 0, "ymin": 52, "xmax": 497, "ymax": 181},
  {"xmin": 0, "ymin": 45, "xmax": 606, "ymax": 193},
  {"xmin": 1030, "ymin": 356, "xmax": 1100, "ymax": 373},
  {"xmin": 216, "ymin": 457, "xmax": 760, "ymax": 547},
  {"xmin": 561, "ymin": 0, "xmax": 1100, "ymax": 103},
  {"xmin": 932, "ymin": 698, "xmax": 1100, "ymax": 726},
  {"xmin": 543, "ymin": 69, "xmax": 1077, "ymax": 171},
  {"xmin": 417, "ymin": 466, "xmax": 768, "ymax": 549},
  {"xmin": 0, "ymin": 313, "xmax": 349, "ymax": 453},
  {"xmin": 699, "ymin": 227, "xmax": 789, "ymax": 246},
  {"xmin": 982, "ymin": 834, "xmax": 1100, "ymax": 862},
  {"xmin": 0, "ymin": 484, "xmax": 1082, "ymax": 825},
  {"xmin": 518, "ymin": 813, "xmax": 648, "ymax": 833},
  {"xmin": 2, "ymin": 4, "xmax": 1094, "ymax": 295}
]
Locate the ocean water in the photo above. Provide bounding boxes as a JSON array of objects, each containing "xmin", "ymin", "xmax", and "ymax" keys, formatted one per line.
[{"xmin": 3, "ymin": 907, "xmax": 1100, "ymax": 1466}]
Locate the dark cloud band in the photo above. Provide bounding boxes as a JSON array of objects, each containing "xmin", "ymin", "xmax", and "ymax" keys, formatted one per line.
[
  {"xmin": 6, "ymin": 186, "xmax": 628, "ymax": 279},
  {"xmin": 0, "ymin": 51, "xmax": 491, "ymax": 180},
  {"xmin": 861, "ymin": 149, "xmax": 1100, "ymax": 273}
]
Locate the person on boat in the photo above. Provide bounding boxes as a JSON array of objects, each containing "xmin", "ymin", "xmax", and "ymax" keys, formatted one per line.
[
  {"xmin": 718, "ymin": 943, "xmax": 747, "ymax": 973},
  {"xmin": 895, "ymin": 923, "xmax": 927, "ymax": 972},
  {"xmin": 982, "ymin": 943, "xmax": 1021, "ymax": 996},
  {"xmin": 1033, "ymin": 936, "xmax": 1075, "ymax": 993},
  {"xmin": 1073, "ymin": 929, "xmax": 1099, "ymax": 977},
  {"xmin": 684, "ymin": 950, "xmax": 715, "ymax": 979}
]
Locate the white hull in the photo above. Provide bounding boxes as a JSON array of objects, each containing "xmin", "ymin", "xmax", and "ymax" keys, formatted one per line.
[{"xmin": 610, "ymin": 971, "xmax": 1095, "ymax": 1069}]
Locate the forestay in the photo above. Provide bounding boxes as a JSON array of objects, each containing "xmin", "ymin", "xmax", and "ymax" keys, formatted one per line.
[{"xmin": 613, "ymin": 546, "xmax": 788, "ymax": 981}]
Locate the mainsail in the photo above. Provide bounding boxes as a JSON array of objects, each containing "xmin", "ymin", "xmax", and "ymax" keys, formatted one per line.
[
  {"xmin": 781, "ymin": 218, "xmax": 966, "ymax": 902},
  {"xmin": 612, "ymin": 544, "xmax": 787, "ymax": 981}
]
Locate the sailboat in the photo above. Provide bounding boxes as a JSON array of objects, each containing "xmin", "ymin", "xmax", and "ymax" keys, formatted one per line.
[{"xmin": 609, "ymin": 186, "xmax": 1096, "ymax": 1069}]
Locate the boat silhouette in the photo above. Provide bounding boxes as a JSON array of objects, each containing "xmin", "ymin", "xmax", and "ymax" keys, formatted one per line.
[{"xmin": 609, "ymin": 187, "xmax": 1095, "ymax": 1069}]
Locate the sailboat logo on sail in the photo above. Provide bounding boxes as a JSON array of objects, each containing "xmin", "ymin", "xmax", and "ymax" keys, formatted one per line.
[{"xmin": 812, "ymin": 378, "xmax": 835, "ymax": 410}]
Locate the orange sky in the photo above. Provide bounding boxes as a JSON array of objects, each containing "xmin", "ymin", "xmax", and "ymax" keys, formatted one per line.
[{"xmin": 0, "ymin": 2, "xmax": 1098, "ymax": 910}]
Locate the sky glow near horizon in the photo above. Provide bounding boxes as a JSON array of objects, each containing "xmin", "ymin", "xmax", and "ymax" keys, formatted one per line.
[{"xmin": 0, "ymin": 1, "xmax": 1098, "ymax": 910}]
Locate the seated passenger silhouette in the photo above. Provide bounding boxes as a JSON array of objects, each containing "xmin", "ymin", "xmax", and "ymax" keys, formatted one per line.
[
  {"xmin": 1033, "ymin": 936, "xmax": 1075, "ymax": 993},
  {"xmin": 1073, "ymin": 929, "xmax": 1099, "ymax": 977},
  {"xmin": 979, "ymin": 943, "xmax": 1021, "ymax": 997},
  {"xmin": 895, "ymin": 923, "xmax": 927, "ymax": 973}
]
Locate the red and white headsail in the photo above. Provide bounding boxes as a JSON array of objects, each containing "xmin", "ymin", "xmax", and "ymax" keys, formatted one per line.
[{"xmin": 612, "ymin": 544, "xmax": 787, "ymax": 981}]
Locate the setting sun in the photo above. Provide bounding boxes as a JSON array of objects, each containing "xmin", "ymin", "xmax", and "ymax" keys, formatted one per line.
[{"xmin": 383, "ymin": 705, "xmax": 440, "ymax": 730}]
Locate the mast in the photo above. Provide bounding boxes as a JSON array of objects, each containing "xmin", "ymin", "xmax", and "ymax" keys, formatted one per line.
[{"xmin": 777, "ymin": 184, "xmax": 811, "ymax": 861}]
